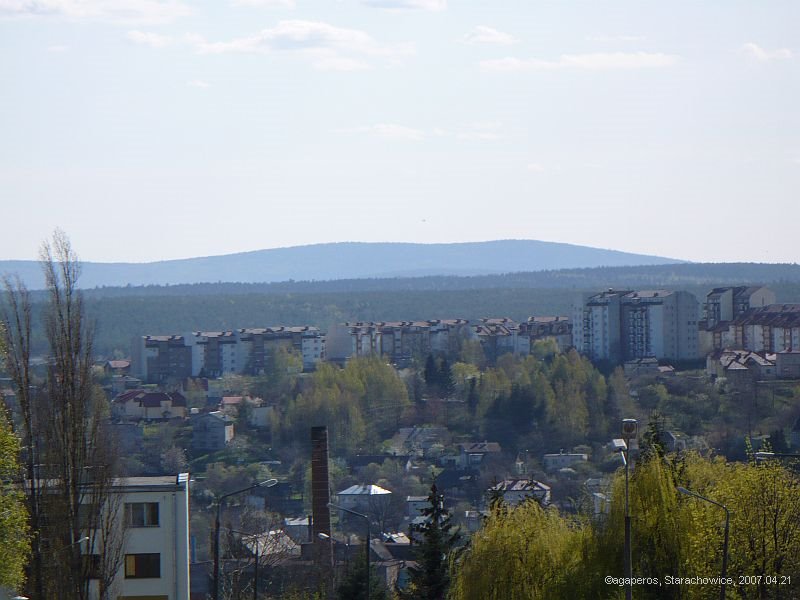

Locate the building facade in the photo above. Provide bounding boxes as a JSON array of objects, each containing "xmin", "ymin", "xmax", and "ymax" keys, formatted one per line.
[
  {"xmin": 131, "ymin": 326, "xmax": 325, "ymax": 383},
  {"xmin": 574, "ymin": 289, "xmax": 700, "ymax": 363},
  {"xmin": 89, "ymin": 474, "xmax": 191, "ymax": 600}
]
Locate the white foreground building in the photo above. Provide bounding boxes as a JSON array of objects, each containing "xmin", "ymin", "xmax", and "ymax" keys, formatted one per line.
[{"xmin": 91, "ymin": 474, "xmax": 191, "ymax": 600}]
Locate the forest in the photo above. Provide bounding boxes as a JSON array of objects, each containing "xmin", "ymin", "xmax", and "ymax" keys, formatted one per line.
[{"xmin": 5, "ymin": 260, "xmax": 800, "ymax": 356}]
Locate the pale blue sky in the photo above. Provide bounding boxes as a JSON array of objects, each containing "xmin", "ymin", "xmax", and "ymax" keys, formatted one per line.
[{"xmin": 1, "ymin": 1, "xmax": 798, "ymax": 263}]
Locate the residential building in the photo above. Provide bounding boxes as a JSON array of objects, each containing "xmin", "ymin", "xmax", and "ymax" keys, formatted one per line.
[
  {"xmin": 730, "ymin": 304, "xmax": 800, "ymax": 353},
  {"xmin": 472, "ymin": 318, "xmax": 524, "ymax": 361},
  {"xmin": 702, "ymin": 286, "xmax": 775, "ymax": 330},
  {"xmin": 542, "ymin": 451, "xmax": 588, "ymax": 472},
  {"xmin": 700, "ymin": 287, "xmax": 776, "ymax": 353},
  {"xmin": 191, "ymin": 410, "xmax": 234, "ymax": 452},
  {"xmin": 335, "ymin": 484, "xmax": 392, "ymax": 513},
  {"xmin": 339, "ymin": 320, "xmax": 469, "ymax": 366},
  {"xmin": 89, "ymin": 474, "xmax": 191, "ymax": 600},
  {"xmin": 131, "ymin": 326, "xmax": 325, "ymax": 383},
  {"xmin": 573, "ymin": 290, "xmax": 629, "ymax": 363},
  {"xmin": 236, "ymin": 326, "xmax": 325, "ymax": 373},
  {"xmin": 104, "ymin": 360, "xmax": 132, "ymax": 377},
  {"xmin": 574, "ymin": 289, "xmax": 700, "ymax": 363},
  {"xmin": 131, "ymin": 335, "xmax": 194, "ymax": 384},
  {"xmin": 456, "ymin": 441, "xmax": 502, "ymax": 469},
  {"xmin": 405, "ymin": 496, "xmax": 428, "ymax": 518},
  {"xmin": 520, "ymin": 316, "xmax": 572, "ymax": 353},
  {"xmin": 776, "ymin": 351, "xmax": 800, "ymax": 378},
  {"xmin": 706, "ymin": 349, "xmax": 776, "ymax": 383},
  {"xmin": 112, "ymin": 390, "xmax": 188, "ymax": 421},
  {"xmin": 488, "ymin": 478, "xmax": 551, "ymax": 506}
]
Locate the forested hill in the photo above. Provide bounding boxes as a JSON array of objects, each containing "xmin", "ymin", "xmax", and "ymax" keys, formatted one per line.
[
  {"xmin": 76, "ymin": 261, "xmax": 800, "ymax": 298},
  {"xmin": 55, "ymin": 263, "xmax": 800, "ymax": 356},
  {"xmin": 0, "ymin": 240, "xmax": 680, "ymax": 289}
]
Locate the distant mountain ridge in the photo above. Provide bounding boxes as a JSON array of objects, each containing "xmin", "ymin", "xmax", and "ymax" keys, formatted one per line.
[{"xmin": 0, "ymin": 240, "xmax": 681, "ymax": 289}]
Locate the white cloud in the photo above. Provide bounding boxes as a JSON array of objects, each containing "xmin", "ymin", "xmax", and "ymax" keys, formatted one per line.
[
  {"xmin": 187, "ymin": 79, "xmax": 210, "ymax": 88},
  {"xmin": 338, "ymin": 123, "xmax": 426, "ymax": 141},
  {"xmin": 231, "ymin": 0, "xmax": 294, "ymax": 6},
  {"xmin": 127, "ymin": 29, "xmax": 173, "ymax": 47},
  {"xmin": 480, "ymin": 52, "xmax": 678, "ymax": 72},
  {"xmin": 586, "ymin": 34, "xmax": 646, "ymax": 43},
  {"xmin": 372, "ymin": 123, "xmax": 425, "ymax": 140},
  {"xmin": 338, "ymin": 121, "xmax": 508, "ymax": 142},
  {"xmin": 311, "ymin": 54, "xmax": 370, "ymax": 71},
  {"xmin": 465, "ymin": 26, "xmax": 517, "ymax": 46},
  {"xmin": 741, "ymin": 42, "xmax": 792, "ymax": 62},
  {"xmin": 455, "ymin": 121, "xmax": 504, "ymax": 140},
  {"xmin": 527, "ymin": 163, "xmax": 545, "ymax": 173},
  {"xmin": 46, "ymin": 44, "xmax": 68, "ymax": 51},
  {"xmin": 0, "ymin": 0, "xmax": 191, "ymax": 24},
  {"xmin": 361, "ymin": 0, "xmax": 445, "ymax": 11},
  {"xmin": 188, "ymin": 20, "xmax": 412, "ymax": 70}
]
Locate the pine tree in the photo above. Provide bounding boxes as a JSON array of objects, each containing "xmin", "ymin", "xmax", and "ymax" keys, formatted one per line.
[
  {"xmin": 335, "ymin": 553, "xmax": 387, "ymax": 600},
  {"xmin": 438, "ymin": 359, "xmax": 455, "ymax": 398},
  {"xmin": 423, "ymin": 354, "xmax": 438, "ymax": 389},
  {"xmin": 405, "ymin": 482, "xmax": 460, "ymax": 600}
]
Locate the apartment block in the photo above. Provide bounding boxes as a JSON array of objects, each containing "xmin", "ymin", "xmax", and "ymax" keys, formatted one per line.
[
  {"xmin": 574, "ymin": 289, "xmax": 700, "ymax": 363},
  {"xmin": 88, "ymin": 474, "xmax": 191, "ymax": 600},
  {"xmin": 338, "ymin": 320, "xmax": 470, "ymax": 366},
  {"xmin": 700, "ymin": 286, "xmax": 775, "ymax": 353},
  {"xmin": 131, "ymin": 326, "xmax": 324, "ymax": 382},
  {"xmin": 729, "ymin": 304, "xmax": 800, "ymax": 353}
]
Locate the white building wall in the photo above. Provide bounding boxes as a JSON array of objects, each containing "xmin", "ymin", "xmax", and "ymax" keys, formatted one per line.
[
  {"xmin": 89, "ymin": 474, "xmax": 190, "ymax": 600},
  {"xmin": 182, "ymin": 332, "xmax": 205, "ymax": 377},
  {"xmin": 302, "ymin": 335, "xmax": 325, "ymax": 370},
  {"xmin": 648, "ymin": 304, "xmax": 665, "ymax": 358}
]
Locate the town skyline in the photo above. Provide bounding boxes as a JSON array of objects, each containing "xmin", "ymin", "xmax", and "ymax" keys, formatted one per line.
[{"xmin": 2, "ymin": 1, "xmax": 799, "ymax": 264}]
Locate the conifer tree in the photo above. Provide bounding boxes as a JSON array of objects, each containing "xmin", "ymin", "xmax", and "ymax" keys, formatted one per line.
[{"xmin": 404, "ymin": 482, "xmax": 459, "ymax": 600}]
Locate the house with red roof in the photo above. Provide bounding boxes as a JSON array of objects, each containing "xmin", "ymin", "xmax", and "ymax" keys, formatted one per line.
[{"xmin": 112, "ymin": 389, "xmax": 188, "ymax": 421}]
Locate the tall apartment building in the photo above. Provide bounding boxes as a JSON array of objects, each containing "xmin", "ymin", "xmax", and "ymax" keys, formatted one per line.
[
  {"xmin": 132, "ymin": 326, "xmax": 325, "ymax": 383},
  {"xmin": 573, "ymin": 290, "xmax": 629, "ymax": 363},
  {"xmin": 699, "ymin": 286, "xmax": 776, "ymax": 353},
  {"xmin": 574, "ymin": 289, "xmax": 700, "ymax": 363}
]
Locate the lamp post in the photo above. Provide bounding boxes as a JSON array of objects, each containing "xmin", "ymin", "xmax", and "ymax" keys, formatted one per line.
[
  {"xmin": 620, "ymin": 418, "xmax": 638, "ymax": 600},
  {"xmin": 214, "ymin": 479, "xmax": 278, "ymax": 600},
  {"xmin": 225, "ymin": 527, "xmax": 264, "ymax": 600},
  {"xmin": 328, "ymin": 503, "xmax": 370, "ymax": 600},
  {"xmin": 677, "ymin": 486, "xmax": 730, "ymax": 600}
]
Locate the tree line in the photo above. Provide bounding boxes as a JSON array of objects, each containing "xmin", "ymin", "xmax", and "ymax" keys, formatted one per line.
[
  {"xmin": 451, "ymin": 449, "xmax": 800, "ymax": 600},
  {"xmin": 0, "ymin": 232, "xmax": 124, "ymax": 598}
]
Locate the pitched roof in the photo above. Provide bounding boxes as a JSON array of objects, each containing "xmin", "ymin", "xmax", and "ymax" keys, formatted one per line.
[
  {"xmin": 337, "ymin": 484, "xmax": 392, "ymax": 496},
  {"xmin": 459, "ymin": 442, "xmax": 501, "ymax": 454}
]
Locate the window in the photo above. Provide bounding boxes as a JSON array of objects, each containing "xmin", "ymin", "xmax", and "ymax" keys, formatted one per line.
[
  {"xmin": 124, "ymin": 553, "xmax": 160, "ymax": 578},
  {"xmin": 125, "ymin": 502, "xmax": 159, "ymax": 527},
  {"xmin": 83, "ymin": 554, "xmax": 102, "ymax": 579}
]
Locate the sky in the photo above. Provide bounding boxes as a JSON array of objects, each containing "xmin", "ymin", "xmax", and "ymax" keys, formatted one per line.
[{"xmin": 1, "ymin": 0, "xmax": 798, "ymax": 264}]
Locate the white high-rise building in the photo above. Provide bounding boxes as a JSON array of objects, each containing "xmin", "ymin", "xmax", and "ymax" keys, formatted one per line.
[{"xmin": 574, "ymin": 289, "xmax": 700, "ymax": 363}]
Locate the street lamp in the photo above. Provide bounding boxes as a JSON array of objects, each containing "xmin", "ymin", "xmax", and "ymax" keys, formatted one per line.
[
  {"xmin": 328, "ymin": 503, "xmax": 370, "ymax": 600},
  {"xmin": 620, "ymin": 418, "xmax": 638, "ymax": 600},
  {"xmin": 225, "ymin": 527, "xmax": 266, "ymax": 600},
  {"xmin": 214, "ymin": 479, "xmax": 278, "ymax": 600},
  {"xmin": 677, "ymin": 486, "xmax": 730, "ymax": 600}
]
